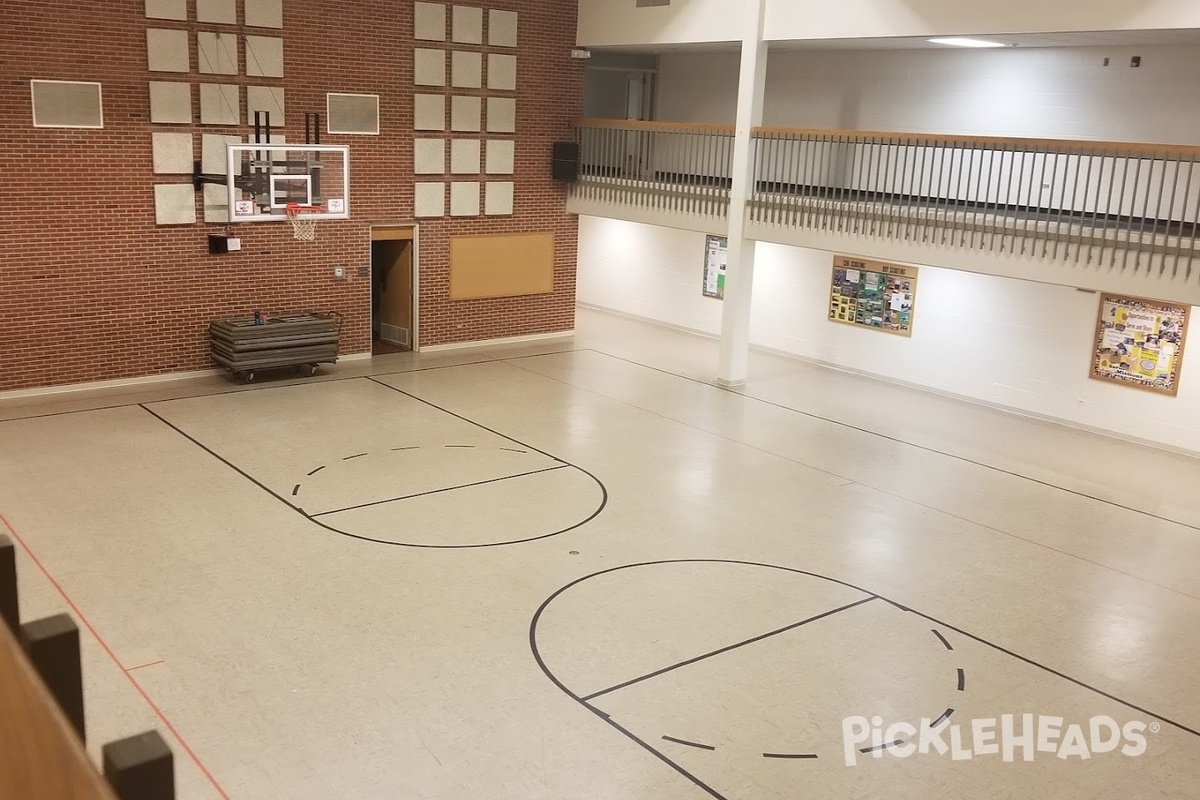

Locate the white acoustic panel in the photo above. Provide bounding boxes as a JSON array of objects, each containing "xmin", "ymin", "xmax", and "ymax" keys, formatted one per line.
[
  {"xmin": 203, "ymin": 182, "xmax": 230, "ymax": 223},
  {"xmin": 246, "ymin": 85, "xmax": 285, "ymax": 126},
  {"xmin": 200, "ymin": 83, "xmax": 240, "ymax": 125},
  {"xmin": 414, "ymin": 139, "xmax": 446, "ymax": 174},
  {"xmin": 486, "ymin": 97, "xmax": 515, "ymax": 133},
  {"xmin": 487, "ymin": 54, "xmax": 517, "ymax": 91},
  {"xmin": 154, "ymin": 184, "xmax": 196, "ymax": 225},
  {"xmin": 245, "ymin": 0, "xmax": 284, "ymax": 28},
  {"xmin": 451, "ymin": 51, "xmax": 482, "ymax": 89},
  {"xmin": 147, "ymin": 29, "xmax": 190, "ymax": 73},
  {"xmin": 145, "ymin": 0, "xmax": 186, "ymax": 21},
  {"xmin": 488, "ymin": 10, "xmax": 518, "ymax": 47},
  {"xmin": 196, "ymin": 0, "xmax": 236, "ymax": 24},
  {"xmin": 450, "ymin": 139, "xmax": 480, "ymax": 174},
  {"xmin": 485, "ymin": 181, "xmax": 514, "ymax": 216},
  {"xmin": 414, "ymin": 49, "xmax": 446, "ymax": 87},
  {"xmin": 31, "ymin": 81, "xmax": 104, "ymax": 128},
  {"xmin": 202, "ymin": 133, "xmax": 242, "ymax": 174},
  {"xmin": 149, "ymin": 81, "xmax": 192, "ymax": 124},
  {"xmin": 414, "ymin": 2, "xmax": 446, "ymax": 41},
  {"xmin": 485, "ymin": 139, "xmax": 515, "ymax": 174},
  {"xmin": 450, "ymin": 181, "xmax": 480, "ymax": 216},
  {"xmin": 327, "ymin": 93, "xmax": 379, "ymax": 135},
  {"xmin": 413, "ymin": 94, "xmax": 446, "ymax": 130},
  {"xmin": 152, "ymin": 132, "xmax": 193, "ymax": 173},
  {"xmin": 451, "ymin": 95, "xmax": 481, "ymax": 132},
  {"xmin": 451, "ymin": 6, "xmax": 483, "ymax": 44},
  {"xmin": 197, "ymin": 32, "xmax": 239, "ymax": 75},
  {"xmin": 246, "ymin": 36, "xmax": 284, "ymax": 78},
  {"xmin": 414, "ymin": 182, "xmax": 446, "ymax": 217}
]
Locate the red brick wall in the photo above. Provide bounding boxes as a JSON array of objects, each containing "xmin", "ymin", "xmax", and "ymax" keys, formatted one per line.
[{"xmin": 0, "ymin": 0, "xmax": 583, "ymax": 392}]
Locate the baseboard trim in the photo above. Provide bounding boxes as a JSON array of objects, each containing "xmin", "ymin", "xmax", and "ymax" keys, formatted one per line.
[
  {"xmin": 420, "ymin": 330, "xmax": 575, "ymax": 353},
  {"xmin": 577, "ymin": 303, "xmax": 1200, "ymax": 460}
]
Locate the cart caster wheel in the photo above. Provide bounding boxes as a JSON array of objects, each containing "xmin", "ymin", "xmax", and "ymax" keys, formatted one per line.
[
  {"xmin": 245, "ymin": 371, "xmax": 256, "ymax": 383},
  {"xmin": 306, "ymin": 364, "xmax": 317, "ymax": 377}
]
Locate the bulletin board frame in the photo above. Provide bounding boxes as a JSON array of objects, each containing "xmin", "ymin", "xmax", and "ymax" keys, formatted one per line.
[
  {"xmin": 702, "ymin": 234, "xmax": 728, "ymax": 300},
  {"xmin": 828, "ymin": 255, "xmax": 918, "ymax": 337},
  {"xmin": 1089, "ymin": 293, "xmax": 1190, "ymax": 396}
]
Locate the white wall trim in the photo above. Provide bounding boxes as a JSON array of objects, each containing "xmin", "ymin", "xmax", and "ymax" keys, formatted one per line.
[
  {"xmin": 340, "ymin": 351, "xmax": 373, "ymax": 362},
  {"xmin": 420, "ymin": 330, "xmax": 576, "ymax": 353},
  {"xmin": 577, "ymin": 301, "xmax": 718, "ymax": 341},
  {"xmin": 0, "ymin": 367, "xmax": 223, "ymax": 401}
]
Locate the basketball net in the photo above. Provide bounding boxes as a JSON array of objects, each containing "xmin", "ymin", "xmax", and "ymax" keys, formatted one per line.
[{"xmin": 285, "ymin": 204, "xmax": 321, "ymax": 241}]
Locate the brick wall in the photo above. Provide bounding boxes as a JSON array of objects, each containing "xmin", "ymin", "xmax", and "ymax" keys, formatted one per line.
[{"xmin": 0, "ymin": 0, "xmax": 583, "ymax": 392}]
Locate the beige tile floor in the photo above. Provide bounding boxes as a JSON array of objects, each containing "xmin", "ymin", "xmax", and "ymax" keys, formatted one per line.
[{"xmin": 1, "ymin": 307, "xmax": 1199, "ymax": 799}]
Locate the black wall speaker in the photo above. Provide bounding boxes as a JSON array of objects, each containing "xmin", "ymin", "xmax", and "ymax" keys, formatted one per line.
[{"xmin": 551, "ymin": 141, "xmax": 580, "ymax": 183}]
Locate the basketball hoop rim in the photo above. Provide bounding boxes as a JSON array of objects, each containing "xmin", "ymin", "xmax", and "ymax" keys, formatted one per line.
[{"xmin": 285, "ymin": 202, "xmax": 323, "ymax": 216}]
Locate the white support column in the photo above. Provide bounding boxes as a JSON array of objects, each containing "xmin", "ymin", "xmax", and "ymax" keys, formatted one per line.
[{"xmin": 716, "ymin": 0, "xmax": 770, "ymax": 388}]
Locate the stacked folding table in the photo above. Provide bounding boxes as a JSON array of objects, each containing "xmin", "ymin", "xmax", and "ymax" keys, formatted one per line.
[{"xmin": 209, "ymin": 312, "xmax": 340, "ymax": 382}]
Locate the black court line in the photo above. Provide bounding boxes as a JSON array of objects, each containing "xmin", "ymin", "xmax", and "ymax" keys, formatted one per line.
[
  {"xmin": 932, "ymin": 629, "xmax": 953, "ymax": 651},
  {"xmin": 530, "ymin": 559, "xmax": 1200, "ymax": 800},
  {"xmin": 930, "ymin": 708, "xmax": 954, "ymax": 728},
  {"xmin": 445, "ymin": 444, "xmax": 474, "ymax": 448},
  {"xmin": 957, "ymin": 668, "xmax": 966, "ymax": 691},
  {"xmin": 662, "ymin": 735, "xmax": 715, "ymax": 752},
  {"xmin": 391, "ymin": 446, "xmax": 420, "ymax": 451},
  {"xmin": 499, "ymin": 447, "xmax": 527, "ymax": 453},
  {"xmin": 538, "ymin": 348, "xmax": 1200, "ymax": 534},
  {"xmin": 310, "ymin": 465, "xmax": 570, "ymax": 518},
  {"xmin": 306, "ymin": 465, "xmax": 325, "ymax": 476},
  {"xmin": 762, "ymin": 752, "xmax": 818, "ymax": 760},
  {"xmin": 580, "ymin": 596, "xmax": 878, "ymax": 702},
  {"xmin": 140, "ymin": 378, "xmax": 609, "ymax": 550},
  {"xmin": 0, "ymin": 349, "xmax": 583, "ymax": 426},
  {"xmin": 291, "ymin": 484, "xmax": 300, "ymax": 496},
  {"xmin": 860, "ymin": 739, "xmax": 906, "ymax": 754},
  {"xmin": 342, "ymin": 453, "xmax": 368, "ymax": 461}
]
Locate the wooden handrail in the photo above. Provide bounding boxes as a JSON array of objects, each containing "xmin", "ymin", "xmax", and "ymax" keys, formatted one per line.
[
  {"xmin": 572, "ymin": 118, "xmax": 1200, "ymax": 156},
  {"xmin": 0, "ymin": 622, "xmax": 118, "ymax": 800}
]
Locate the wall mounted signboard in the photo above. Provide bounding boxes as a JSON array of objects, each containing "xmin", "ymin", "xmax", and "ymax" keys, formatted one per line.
[
  {"xmin": 829, "ymin": 255, "xmax": 917, "ymax": 337},
  {"xmin": 1090, "ymin": 293, "xmax": 1189, "ymax": 396},
  {"xmin": 702, "ymin": 234, "xmax": 727, "ymax": 299}
]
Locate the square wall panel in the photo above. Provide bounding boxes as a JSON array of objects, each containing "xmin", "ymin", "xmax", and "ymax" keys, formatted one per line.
[
  {"xmin": 202, "ymin": 133, "xmax": 242, "ymax": 174},
  {"xmin": 203, "ymin": 182, "xmax": 230, "ymax": 223},
  {"xmin": 414, "ymin": 2, "xmax": 446, "ymax": 41},
  {"xmin": 414, "ymin": 49, "xmax": 446, "ymax": 87},
  {"xmin": 486, "ymin": 97, "xmax": 515, "ymax": 133},
  {"xmin": 147, "ymin": 29, "xmax": 190, "ymax": 73},
  {"xmin": 414, "ymin": 182, "xmax": 445, "ymax": 217},
  {"xmin": 414, "ymin": 139, "xmax": 445, "ymax": 174},
  {"xmin": 485, "ymin": 139, "xmax": 514, "ymax": 174},
  {"xmin": 197, "ymin": 32, "xmax": 239, "ymax": 75},
  {"xmin": 488, "ymin": 10, "xmax": 518, "ymax": 47},
  {"xmin": 450, "ymin": 95, "xmax": 481, "ymax": 132},
  {"xmin": 246, "ymin": 36, "xmax": 284, "ymax": 78},
  {"xmin": 487, "ymin": 54, "xmax": 517, "ymax": 91},
  {"xmin": 196, "ymin": 0, "xmax": 236, "ymax": 24},
  {"xmin": 245, "ymin": 0, "xmax": 284, "ymax": 28},
  {"xmin": 31, "ymin": 81, "xmax": 103, "ymax": 128},
  {"xmin": 149, "ymin": 81, "xmax": 192, "ymax": 124},
  {"xmin": 200, "ymin": 83, "xmax": 240, "ymax": 125},
  {"xmin": 450, "ymin": 181, "xmax": 480, "ymax": 216},
  {"xmin": 485, "ymin": 181, "xmax": 514, "ymax": 216},
  {"xmin": 413, "ymin": 94, "xmax": 446, "ymax": 131},
  {"xmin": 451, "ymin": 51, "xmax": 482, "ymax": 89},
  {"xmin": 450, "ymin": 139, "xmax": 480, "ymax": 174},
  {"xmin": 451, "ymin": 6, "xmax": 483, "ymax": 44},
  {"xmin": 246, "ymin": 86, "xmax": 285, "ymax": 126},
  {"xmin": 145, "ymin": 0, "xmax": 187, "ymax": 20},
  {"xmin": 154, "ymin": 183, "xmax": 196, "ymax": 225},
  {"xmin": 152, "ymin": 132, "xmax": 193, "ymax": 173},
  {"xmin": 327, "ymin": 93, "xmax": 379, "ymax": 135}
]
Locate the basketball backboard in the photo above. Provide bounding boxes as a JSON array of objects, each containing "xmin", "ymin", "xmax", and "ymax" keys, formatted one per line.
[{"xmin": 225, "ymin": 143, "xmax": 350, "ymax": 222}]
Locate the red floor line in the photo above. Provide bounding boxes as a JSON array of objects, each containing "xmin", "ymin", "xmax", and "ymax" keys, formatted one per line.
[
  {"xmin": 0, "ymin": 510, "xmax": 232, "ymax": 800},
  {"xmin": 125, "ymin": 659, "xmax": 165, "ymax": 672}
]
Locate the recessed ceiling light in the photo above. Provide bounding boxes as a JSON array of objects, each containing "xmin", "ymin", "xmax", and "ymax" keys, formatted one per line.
[{"xmin": 928, "ymin": 37, "xmax": 1008, "ymax": 48}]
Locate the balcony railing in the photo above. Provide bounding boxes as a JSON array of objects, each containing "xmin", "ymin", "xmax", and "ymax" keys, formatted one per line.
[{"xmin": 572, "ymin": 119, "xmax": 1200, "ymax": 276}]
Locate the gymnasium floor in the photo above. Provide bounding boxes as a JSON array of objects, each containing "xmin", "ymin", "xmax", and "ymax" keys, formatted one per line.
[{"xmin": 2, "ymin": 307, "xmax": 1200, "ymax": 799}]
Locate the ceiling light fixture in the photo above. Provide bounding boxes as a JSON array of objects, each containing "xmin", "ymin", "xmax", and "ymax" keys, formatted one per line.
[{"xmin": 928, "ymin": 37, "xmax": 1008, "ymax": 48}]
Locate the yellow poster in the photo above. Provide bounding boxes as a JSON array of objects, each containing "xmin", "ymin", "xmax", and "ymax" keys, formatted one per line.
[{"xmin": 1090, "ymin": 294, "xmax": 1190, "ymax": 396}]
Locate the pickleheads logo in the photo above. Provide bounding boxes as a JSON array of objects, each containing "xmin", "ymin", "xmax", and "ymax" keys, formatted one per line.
[{"xmin": 842, "ymin": 714, "xmax": 1156, "ymax": 767}]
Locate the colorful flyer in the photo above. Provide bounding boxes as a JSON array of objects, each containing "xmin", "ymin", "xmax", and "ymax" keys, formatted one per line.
[
  {"xmin": 829, "ymin": 255, "xmax": 918, "ymax": 337},
  {"xmin": 1090, "ymin": 293, "xmax": 1190, "ymax": 395}
]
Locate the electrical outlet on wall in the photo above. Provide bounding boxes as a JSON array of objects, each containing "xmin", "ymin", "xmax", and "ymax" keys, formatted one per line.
[{"xmin": 333, "ymin": 266, "xmax": 346, "ymax": 279}]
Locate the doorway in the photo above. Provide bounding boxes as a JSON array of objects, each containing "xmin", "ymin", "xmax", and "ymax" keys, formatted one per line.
[{"xmin": 370, "ymin": 227, "xmax": 415, "ymax": 355}]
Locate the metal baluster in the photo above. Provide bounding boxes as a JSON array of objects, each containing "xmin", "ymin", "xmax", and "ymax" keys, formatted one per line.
[
  {"xmin": 928, "ymin": 140, "xmax": 946, "ymax": 243},
  {"xmin": 868, "ymin": 137, "xmax": 883, "ymax": 236},
  {"xmin": 1109, "ymin": 152, "xmax": 1133, "ymax": 267},
  {"xmin": 894, "ymin": 136, "xmax": 910, "ymax": 239},
  {"xmin": 1155, "ymin": 155, "xmax": 1178, "ymax": 275},
  {"xmin": 1039, "ymin": 150, "xmax": 1060, "ymax": 258},
  {"xmin": 1023, "ymin": 150, "xmax": 1046, "ymax": 255},
  {"xmin": 970, "ymin": 143, "xmax": 990, "ymax": 250},
  {"xmin": 883, "ymin": 136, "xmax": 897, "ymax": 238},
  {"xmin": 779, "ymin": 131, "xmax": 794, "ymax": 227},
  {"xmin": 850, "ymin": 135, "xmax": 866, "ymax": 235},
  {"xmin": 1121, "ymin": 154, "xmax": 1146, "ymax": 271},
  {"xmin": 952, "ymin": 140, "xmax": 968, "ymax": 247},
  {"xmin": 1172, "ymin": 155, "xmax": 1195, "ymax": 278},
  {"xmin": 820, "ymin": 134, "xmax": 834, "ymax": 230},
  {"xmin": 1187, "ymin": 154, "xmax": 1200, "ymax": 278},
  {"xmin": 1074, "ymin": 149, "xmax": 1095, "ymax": 263}
]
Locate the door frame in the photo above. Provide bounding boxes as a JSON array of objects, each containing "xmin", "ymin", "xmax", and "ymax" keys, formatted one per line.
[{"xmin": 369, "ymin": 224, "xmax": 420, "ymax": 352}]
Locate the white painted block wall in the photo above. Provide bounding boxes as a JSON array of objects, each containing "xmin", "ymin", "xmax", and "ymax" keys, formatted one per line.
[{"xmin": 577, "ymin": 215, "xmax": 1200, "ymax": 453}]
